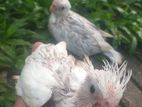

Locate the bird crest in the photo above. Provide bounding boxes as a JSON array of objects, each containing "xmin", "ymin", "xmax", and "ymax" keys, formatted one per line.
[{"xmin": 95, "ymin": 60, "xmax": 132, "ymax": 103}]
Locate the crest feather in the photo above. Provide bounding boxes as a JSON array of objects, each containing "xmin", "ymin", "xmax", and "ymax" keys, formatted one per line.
[{"xmin": 97, "ymin": 60, "xmax": 132, "ymax": 100}]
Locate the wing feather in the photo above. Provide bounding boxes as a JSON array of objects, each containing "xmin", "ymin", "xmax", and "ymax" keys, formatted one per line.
[{"xmin": 16, "ymin": 61, "xmax": 59, "ymax": 107}]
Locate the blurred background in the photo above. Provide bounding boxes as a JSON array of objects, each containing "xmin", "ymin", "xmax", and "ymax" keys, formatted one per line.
[{"xmin": 0, "ymin": 0, "xmax": 142, "ymax": 106}]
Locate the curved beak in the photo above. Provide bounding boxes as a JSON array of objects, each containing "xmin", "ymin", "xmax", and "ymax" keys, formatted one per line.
[
  {"xmin": 93, "ymin": 101, "xmax": 115, "ymax": 107},
  {"xmin": 50, "ymin": 4, "xmax": 57, "ymax": 12},
  {"xmin": 32, "ymin": 42, "xmax": 43, "ymax": 52}
]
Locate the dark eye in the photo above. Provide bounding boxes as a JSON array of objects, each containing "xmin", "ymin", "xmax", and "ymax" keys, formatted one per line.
[
  {"xmin": 90, "ymin": 85, "xmax": 95, "ymax": 94},
  {"xmin": 60, "ymin": 6, "xmax": 65, "ymax": 10}
]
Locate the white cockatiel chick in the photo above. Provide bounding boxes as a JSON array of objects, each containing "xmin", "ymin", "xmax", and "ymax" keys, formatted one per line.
[
  {"xmin": 16, "ymin": 41, "xmax": 132, "ymax": 107},
  {"xmin": 48, "ymin": 0, "xmax": 122, "ymax": 64}
]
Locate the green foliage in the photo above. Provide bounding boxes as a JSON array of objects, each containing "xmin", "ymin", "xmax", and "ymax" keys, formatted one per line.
[
  {"xmin": 71, "ymin": 0, "xmax": 142, "ymax": 53},
  {"xmin": 0, "ymin": 0, "xmax": 141, "ymax": 71},
  {"xmin": 0, "ymin": 81, "xmax": 16, "ymax": 107},
  {"xmin": 0, "ymin": 0, "xmax": 142, "ymax": 106},
  {"xmin": 0, "ymin": 1, "xmax": 51, "ymax": 106},
  {"xmin": 0, "ymin": 0, "xmax": 51, "ymax": 71}
]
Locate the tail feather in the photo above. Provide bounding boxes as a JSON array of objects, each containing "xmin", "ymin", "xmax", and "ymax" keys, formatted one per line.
[{"xmin": 103, "ymin": 49, "xmax": 122, "ymax": 64}]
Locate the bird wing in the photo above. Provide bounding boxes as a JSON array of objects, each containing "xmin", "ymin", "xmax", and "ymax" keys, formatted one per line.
[
  {"xmin": 16, "ymin": 61, "xmax": 61, "ymax": 107},
  {"xmin": 64, "ymin": 11, "xmax": 111, "ymax": 55},
  {"xmin": 70, "ymin": 11, "xmax": 113, "ymax": 38},
  {"xmin": 97, "ymin": 29, "xmax": 113, "ymax": 38},
  {"xmin": 16, "ymin": 42, "xmax": 70, "ymax": 107}
]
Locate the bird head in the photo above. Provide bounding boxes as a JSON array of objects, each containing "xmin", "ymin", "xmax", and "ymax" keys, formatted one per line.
[
  {"xmin": 50, "ymin": 0, "xmax": 71, "ymax": 17},
  {"xmin": 75, "ymin": 59, "xmax": 132, "ymax": 107}
]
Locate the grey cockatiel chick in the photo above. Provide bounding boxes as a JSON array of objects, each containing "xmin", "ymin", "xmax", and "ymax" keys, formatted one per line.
[
  {"xmin": 48, "ymin": 0, "xmax": 122, "ymax": 64},
  {"xmin": 16, "ymin": 41, "xmax": 131, "ymax": 107}
]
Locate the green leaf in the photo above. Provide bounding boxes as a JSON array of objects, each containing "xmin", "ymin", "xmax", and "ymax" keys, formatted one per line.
[
  {"xmin": 129, "ymin": 36, "xmax": 137, "ymax": 53},
  {"xmin": 120, "ymin": 26, "xmax": 131, "ymax": 35},
  {"xmin": 6, "ymin": 19, "xmax": 27, "ymax": 38},
  {"xmin": 115, "ymin": 6, "xmax": 125, "ymax": 14},
  {"xmin": 137, "ymin": 30, "xmax": 142, "ymax": 40},
  {"xmin": 0, "ymin": 52, "xmax": 13, "ymax": 66},
  {"xmin": 6, "ymin": 39, "xmax": 31, "ymax": 46},
  {"xmin": 14, "ymin": 55, "xmax": 26, "ymax": 70},
  {"xmin": 0, "ymin": 45, "xmax": 16, "ymax": 59}
]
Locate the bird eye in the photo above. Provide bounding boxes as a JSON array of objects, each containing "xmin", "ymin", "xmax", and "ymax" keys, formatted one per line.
[
  {"xmin": 60, "ymin": 6, "xmax": 65, "ymax": 10},
  {"xmin": 90, "ymin": 85, "xmax": 95, "ymax": 94}
]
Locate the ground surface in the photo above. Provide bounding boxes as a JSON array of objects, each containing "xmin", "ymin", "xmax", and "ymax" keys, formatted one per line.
[{"xmin": 122, "ymin": 52, "xmax": 142, "ymax": 107}]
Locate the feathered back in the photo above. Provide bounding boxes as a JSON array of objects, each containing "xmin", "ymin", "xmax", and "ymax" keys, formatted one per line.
[{"xmin": 25, "ymin": 41, "xmax": 67, "ymax": 64}]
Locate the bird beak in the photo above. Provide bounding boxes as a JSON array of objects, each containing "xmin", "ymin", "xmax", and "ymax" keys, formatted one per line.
[
  {"xmin": 50, "ymin": 5, "xmax": 57, "ymax": 12},
  {"xmin": 32, "ymin": 42, "xmax": 43, "ymax": 52},
  {"xmin": 94, "ymin": 101, "xmax": 115, "ymax": 107}
]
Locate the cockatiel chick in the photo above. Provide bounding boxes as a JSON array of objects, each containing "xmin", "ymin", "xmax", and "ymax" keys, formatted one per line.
[
  {"xmin": 49, "ymin": 0, "xmax": 122, "ymax": 64},
  {"xmin": 16, "ymin": 42, "xmax": 132, "ymax": 107}
]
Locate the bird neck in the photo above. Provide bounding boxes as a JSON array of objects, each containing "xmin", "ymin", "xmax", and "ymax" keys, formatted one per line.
[
  {"xmin": 49, "ymin": 13, "xmax": 57, "ymax": 24},
  {"xmin": 52, "ymin": 11, "xmax": 70, "ymax": 21}
]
